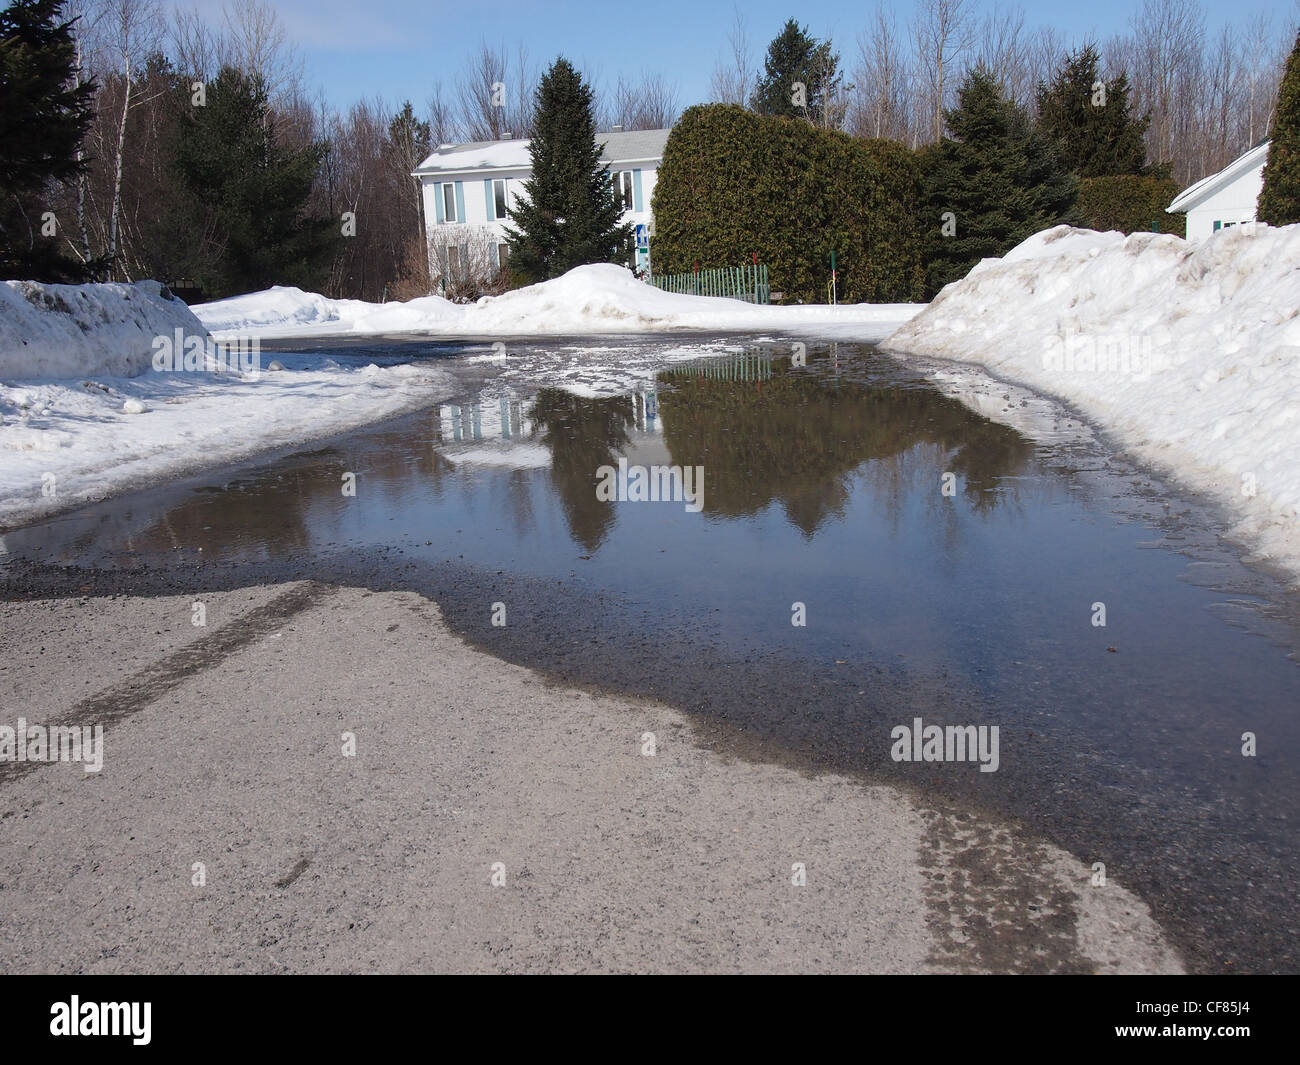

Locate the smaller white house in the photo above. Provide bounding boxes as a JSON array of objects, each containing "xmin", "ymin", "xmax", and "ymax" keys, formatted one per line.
[
  {"xmin": 412, "ymin": 128, "xmax": 669, "ymax": 288},
  {"xmin": 1167, "ymin": 141, "xmax": 1270, "ymax": 241}
]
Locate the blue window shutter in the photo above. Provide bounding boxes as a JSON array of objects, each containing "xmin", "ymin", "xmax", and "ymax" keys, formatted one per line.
[
  {"xmin": 1213, "ymin": 220, "xmax": 1222, "ymax": 231},
  {"xmin": 484, "ymin": 179, "xmax": 495, "ymax": 221},
  {"xmin": 632, "ymin": 169, "xmax": 643, "ymax": 212},
  {"xmin": 434, "ymin": 183, "xmax": 444, "ymax": 224},
  {"xmin": 455, "ymin": 181, "xmax": 466, "ymax": 224}
]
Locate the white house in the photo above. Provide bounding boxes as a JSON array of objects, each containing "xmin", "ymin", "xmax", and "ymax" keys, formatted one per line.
[
  {"xmin": 1167, "ymin": 141, "xmax": 1270, "ymax": 241},
  {"xmin": 412, "ymin": 128, "xmax": 670, "ymax": 287}
]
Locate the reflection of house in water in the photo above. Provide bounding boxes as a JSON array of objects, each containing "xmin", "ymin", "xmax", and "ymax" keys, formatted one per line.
[
  {"xmin": 437, "ymin": 390, "xmax": 662, "ymax": 448},
  {"xmin": 435, "ymin": 388, "xmax": 663, "ymax": 471},
  {"xmin": 437, "ymin": 395, "xmax": 535, "ymax": 445},
  {"xmin": 635, "ymin": 390, "xmax": 659, "ymax": 432}
]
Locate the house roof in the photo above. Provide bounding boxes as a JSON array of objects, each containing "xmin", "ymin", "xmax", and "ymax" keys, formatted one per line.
[
  {"xmin": 414, "ymin": 128, "xmax": 671, "ymax": 176},
  {"xmin": 1167, "ymin": 141, "xmax": 1270, "ymax": 213},
  {"xmin": 596, "ymin": 128, "xmax": 671, "ymax": 163}
]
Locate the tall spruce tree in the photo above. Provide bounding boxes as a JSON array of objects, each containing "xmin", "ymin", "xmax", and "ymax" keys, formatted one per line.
[
  {"xmin": 504, "ymin": 58, "xmax": 632, "ymax": 281},
  {"xmin": 750, "ymin": 18, "xmax": 843, "ymax": 125},
  {"xmin": 1036, "ymin": 44, "xmax": 1148, "ymax": 177},
  {"xmin": 922, "ymin": 68, "xmax": 1077, "ymax": 296},
  {"xmin": 1258, "ymin": 28, "xmax": 1300, "ymax": 227},
  {"xmin": 0, "ymin": 0, "xmax": 102, "ymax": 281},
  {"xmin": 166, "ymin": 67, "xmax": 336, "ymax": 298}
]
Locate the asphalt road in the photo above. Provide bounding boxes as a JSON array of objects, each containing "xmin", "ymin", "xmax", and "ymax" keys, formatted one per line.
[{"xmin": 0, "ymin": 575, "xmax": 1181, "ymax": 973}]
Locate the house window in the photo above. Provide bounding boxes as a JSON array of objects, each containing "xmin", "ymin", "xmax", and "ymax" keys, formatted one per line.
[
  {"xmin": 498, "ymin": 244, "xmax": 510, "ymax": 271},
  {"xmin": 447, "ymin": 245, "xmax": 462, "ymax": 277},
  {"xmin": 494, "ymin": 179, "xmax": 508, "ymax": 220},
  {"xmin": 1213, "ymin": 220, "xmax": 1222, "ymax": 231},
  {"xmin": 443, "ymin": 183, "xmax": 458, "ymax": 223},
  {"xmin": 611, "ymin": 170, "xmax": 633, "ymax": 211}
]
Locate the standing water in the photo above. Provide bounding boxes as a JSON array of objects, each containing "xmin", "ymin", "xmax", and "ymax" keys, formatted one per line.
[{"xmin": 4, "ymin": 337, "xmax": 1297, "ymax": 973}]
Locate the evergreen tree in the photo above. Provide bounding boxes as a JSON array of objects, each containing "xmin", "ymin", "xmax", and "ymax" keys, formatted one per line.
[
  {"xmin": 387, "ymin": 101, "xmax": 431, "ymax": 171},
  {"xmin": 166, "ymin": 67, "xmax": 337, "ymax": 298},
  {"xmin": 922, "ymin": 68, "xmax": 1077, "ymax": 296},
  {"xmin": 750, "ymin": 18, "xmax": 843, "ymax": 126},
  {"xmin": 1258, "ymin": 28, "xmax": 1300, "ymax": 227},
  {"xmin": 504, "ymin": 57, "xmax": 632, "ymax": 281},
  {"xmin": 1036, "ymin": 43, "xmax": 1148, "ymax": 178},
  {"xmin": 0, "ymin": 0, "xmax": 103, "ymax": 281}
]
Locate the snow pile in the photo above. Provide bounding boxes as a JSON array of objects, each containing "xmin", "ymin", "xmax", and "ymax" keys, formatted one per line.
[
  {"xmin": 886, "ymin": 223, "xmax": 1300, "ymax": 579},
  {"xmin": 0, "ymin": 280, "xmax": 458, "ymax": 528},
  {"xmin": 0, "ymin": 279, "xmax": 207, "ymax": 380},
  {"xmin": 193, "ymin": 285, "xmax": 382, "ymax": 333},
  {"xmin": 195, "ymin": 264, "xmax": 922, "ymax": 340}
]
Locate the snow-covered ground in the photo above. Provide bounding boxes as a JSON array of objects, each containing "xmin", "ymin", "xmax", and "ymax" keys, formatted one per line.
[
  {"xmin": 886, "ymin": 223, "xmax": 1300, "ymax": 582},
  {"xmin": 195, "ymin": 264, "xmax": 921, "ymax": 340},
  {"xmin": 0, "ymin": 280, "xmax": 456, "ymax": 530},
  {"xmin": 1, "ymin": 268, "xmax": 918, "ymax": 531}
]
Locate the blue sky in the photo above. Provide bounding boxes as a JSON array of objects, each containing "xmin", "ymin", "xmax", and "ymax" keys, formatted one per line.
[{"xmin": 165, "ymin": 0, "xmax": 1294, "ymax": 113}]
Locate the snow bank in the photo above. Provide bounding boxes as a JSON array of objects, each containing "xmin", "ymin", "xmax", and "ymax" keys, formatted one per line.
[
  {"xmin": 0, "ymin": 279, "xmax": 207, "ymax": 380},
  {"xmin": 0, "ymin": 279, "xmax": 457, "ymax": 529},
  {"xmin": 192, "ymin": 285, "xmax": 380, "ymax": 333},
  {"xmin": 885, "ymin": 223, "xmax": 1300, "ymax": 580},
  {"xmin": 195, "ymin": 264, "xmax": 922, "ymax": 339},
  {"xmin": 0, "ymin": 361, "xmax": 456, "ymax": 530}
]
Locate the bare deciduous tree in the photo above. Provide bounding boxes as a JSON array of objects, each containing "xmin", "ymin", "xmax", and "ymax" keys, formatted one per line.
[
  {"xmin": 609, "ymin": 72, "xmax": 680, "ymax": 130},
  {"xmin": 65, "ymin": 0, "xmax": 100, "ymax": 265},
  {"xmin": 427, "ymin": 80, "xmax": 461, "ymax": 146},
  {"xmin": 851, "ymin": 7, "xmax": 911, "ymax": 141},
  {"xmin": 456, "ymin": 41, "xmax": 533, "ymax": 141},
  {"xmin": 911, "ymin": 0, "xmax": 976, "ymax": 144},
  {"xmin": 170, "ymin": 4, "xmax": 219, "ymax": 81},
  {"xmin": 710, "ymin": 6, "xmax": 754, "ymax": 105},
  {"xmin": 101, "ymin": 0, "xmax": 162, "ymax": 274},
  {"xmin": 219, "ymin": 0, "xmax": 303, "ymax": 102},
  {"xmin": 1127, "ymin": 0, "xmax": 1205, "ymax": 175},
  {"xmin": 976, "ymin": 2, "xmax": 1032, "ymax": 109}
]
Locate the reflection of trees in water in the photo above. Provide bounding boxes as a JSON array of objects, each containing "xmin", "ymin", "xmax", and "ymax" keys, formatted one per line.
[
  {"xmin": 501, "ymin": 466, "xmax": 538, "ymax": 539},
  {"xmin": 530, "ymin": 389, "xmax": 635, "ymax": 553},
  {"xmin": 127, "ymin": 412, "xmax": 460, "ymax": 560},
  {"xmin": 658, "ymin": 360, "xmax": 1034, "ymax": 538},
  {"xmin": 130, "ymin": 470, "xmax": 318, "ymax": 559}
]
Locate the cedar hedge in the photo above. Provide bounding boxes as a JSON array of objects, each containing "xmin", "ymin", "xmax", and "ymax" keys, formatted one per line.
[
  {"xmin": 1075, "ymin": 175, "xmax": 1185, "ymax": 237},
  {"xmin": 650, "ymin": 104, "xmax": 925, "ymax": 304},
  {"xmin": 1258, "ymin": 28, "xmax": 1300, "ymax": 226}
]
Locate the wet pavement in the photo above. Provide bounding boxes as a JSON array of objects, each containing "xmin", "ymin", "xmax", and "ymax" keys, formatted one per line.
[{"xmin": 3, "ymin": 338, "xmax": 1298, "ymax": 973}]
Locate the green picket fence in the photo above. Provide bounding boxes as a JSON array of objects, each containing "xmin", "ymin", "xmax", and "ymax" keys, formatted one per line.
[
  {"xmin": 664, "ymin": 351, "xmax": 774, "ymax": 382},
  {"xmin": 651, "ymin": 264, "xmax": 770, "ymax": 303}
]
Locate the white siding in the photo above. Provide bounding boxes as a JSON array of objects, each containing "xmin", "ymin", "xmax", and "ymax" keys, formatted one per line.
[
  {"xmin": 1179, "ymin": 159, "xmax": 1266, "ymax": 241},
  {"xmin": 419, "ymin": 162, "xmax": 662, "ymax": 282}
]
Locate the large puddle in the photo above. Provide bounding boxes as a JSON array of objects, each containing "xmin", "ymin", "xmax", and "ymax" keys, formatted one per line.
[{"xmin": 4, "ymin": 337, "xmax": 1298, "ymax": 973}]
